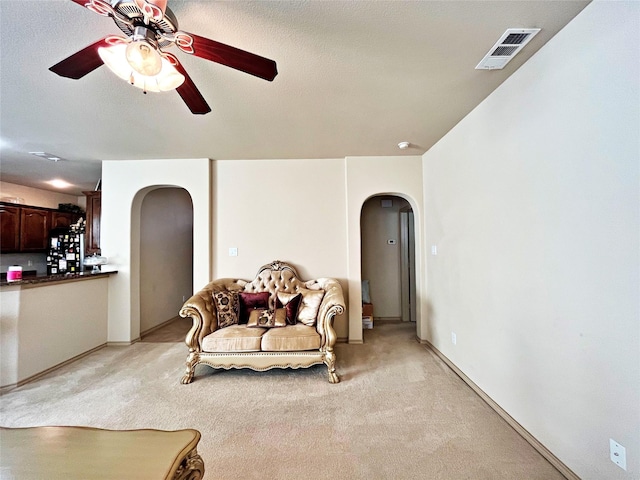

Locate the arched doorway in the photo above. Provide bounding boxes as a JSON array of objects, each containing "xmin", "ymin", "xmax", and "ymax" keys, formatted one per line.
[
  {"xmin": 138, "ymin": 187, "xmax": 194, "ymax": 336},
  {"xmin": 360, "ymin": 194, "xmax": 417, "ymax": 332},
  {"xmin": 102, "ymin": 158, "xmax": 210, "ymax": 344}
]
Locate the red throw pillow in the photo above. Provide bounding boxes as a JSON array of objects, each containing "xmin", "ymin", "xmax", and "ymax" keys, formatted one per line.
[
  {"xmin": 276, "ymin": 292, "xmax": 302, "ymax": 325},
  {"xmin": 238, "ymin": 292, "xmax": 270, "ymax": 324}
]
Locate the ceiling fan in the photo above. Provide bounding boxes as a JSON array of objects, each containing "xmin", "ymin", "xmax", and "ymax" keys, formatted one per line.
[{"xmin": 49, "ymin": 0, "xmax": 278, "ymax": 115}]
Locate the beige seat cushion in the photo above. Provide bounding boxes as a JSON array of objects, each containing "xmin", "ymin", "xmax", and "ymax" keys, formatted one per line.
[
  {"xmin": 261, "ymin": 324, "xmax": 321, "ymax": 352},
  {"xmin": 202, "ymin": 325, "xmax": 267, "ymax": 352}
]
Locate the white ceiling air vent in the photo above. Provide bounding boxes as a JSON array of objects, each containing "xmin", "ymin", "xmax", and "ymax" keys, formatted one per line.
[{"xmin": 476, "ymin": 28, "xmax": 541, "ymax": 70}]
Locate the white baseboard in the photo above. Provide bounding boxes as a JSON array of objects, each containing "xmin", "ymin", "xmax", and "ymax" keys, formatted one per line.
[
  {"xmin": 418, "ymin": 337, "xmax": 579, "ymax": 480},
  {"xmin": 140, "ymin": 316, "xmax": 181, "ymax": 338},
  {"xmin": 107, "ymin": 338, "xmax": 140, "ymax": 346},
  {"xmin": 375, "ymin": 317, "xmax": 402, "ymax": 323}
]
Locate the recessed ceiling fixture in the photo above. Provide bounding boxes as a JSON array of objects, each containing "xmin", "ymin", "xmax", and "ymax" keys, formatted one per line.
[
  {"xmin": 29, "ymin": 152, "xmax": 64, "ymax": 162},
  {"xmin": 49, "ymin": 0, "xmax": 278, "ymax": 115},
  {"xmin": 398, "ymin": 142, "xmax": 410, "ymax": 149},
  {"xmin": 47, "ymin": 179, "xmax": 73, "ymax": 189},
  {"xmin": 476, "ymin": 28, "xmax": 541, "ymax": 70}
]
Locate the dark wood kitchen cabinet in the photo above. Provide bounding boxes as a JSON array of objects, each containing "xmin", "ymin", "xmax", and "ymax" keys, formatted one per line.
[
  {"xmin": 83, "ymin": 191, "xmax": 101, "ymax": 255},
  {"xmin": 20, "ymin": 207, "xmax": 50, "ymax": 252},
  {"xmin": 0, "ymin": 205, "xmax": 21, "ymax": 252},
  {"xmin": 51, "ymin": 211, "xmax": 80, "ymax": 230},
  {"xmin": 1, "ymin": 202, "xmax": 85, "ymax": 253}
]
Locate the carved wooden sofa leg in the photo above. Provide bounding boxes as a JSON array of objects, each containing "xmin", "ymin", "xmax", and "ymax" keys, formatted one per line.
[
  {"xmin": 181, "ymin": 352, "xmax": 198, "ymax": 384},
  {"xmin": 325, "ymin": 350, "xmax": 340, "ymax": 384}
]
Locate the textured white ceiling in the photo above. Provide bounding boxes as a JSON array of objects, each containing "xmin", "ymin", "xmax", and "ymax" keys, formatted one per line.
[{"xmin": 0, "ymin": 0, "xmax": 590, "ymax": 195}]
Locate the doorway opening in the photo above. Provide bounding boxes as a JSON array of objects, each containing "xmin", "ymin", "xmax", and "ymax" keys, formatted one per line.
[
  {"xmin": 139, "ymin": 187, "xmax": 193, "ymax": 340},
  {"xmin": 360, "ymin": 195, "xmax": 417, "ymax": 332}
]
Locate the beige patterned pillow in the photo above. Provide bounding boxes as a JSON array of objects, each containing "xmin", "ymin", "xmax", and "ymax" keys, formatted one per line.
[
  {"xmin": 296, "ymin": 288, "xmax": 325, "ymax": 326},
  {"xmin": 247, "ymin": 308, "xmax": 286, "ymax": 328},
  {"xmin": 212, "ymin": 291, "xmax": 239, "ymax": 328}
]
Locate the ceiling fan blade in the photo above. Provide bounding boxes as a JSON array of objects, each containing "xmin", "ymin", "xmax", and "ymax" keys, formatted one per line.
[
  {"xmin": 171, "ymin": 57, "xmax": 212, "ymax": 115},
  {"xmin": 49, "ymin": 37, "xmax": 111, "ymax": 79},
  {"xmin": 135, "ymin": 0, "xmax": 167, "ymax": 14},
  {"xmin": 135, "ymin": 0, "xmax": 167, "ymax": 22},
  {"xmin": 184, "ymin": 32, "xmax": 278, "ymax": 81}
]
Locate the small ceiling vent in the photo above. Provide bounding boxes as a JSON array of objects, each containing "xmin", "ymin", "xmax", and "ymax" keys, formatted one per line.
[{"xmin": 476, "ymin": 28, "xmax": 541, "ymax": 70}]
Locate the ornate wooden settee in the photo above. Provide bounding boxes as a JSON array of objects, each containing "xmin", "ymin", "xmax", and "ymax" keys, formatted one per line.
[{"xmin": 179, "ymin": 261, "xmax": 346, "ymax": 383}]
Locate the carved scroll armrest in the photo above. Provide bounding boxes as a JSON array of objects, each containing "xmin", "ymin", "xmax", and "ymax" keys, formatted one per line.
[
  {"xmin": 310, "ymin": 278, "xmax": 346, "ymax": 349},
  {"xmin": 180, "ymin": 289, "xmax": 216, "ymax": 352},
  {"xmin": 179, "ymin": 279, "xmax": 247, "ymax": 352}
]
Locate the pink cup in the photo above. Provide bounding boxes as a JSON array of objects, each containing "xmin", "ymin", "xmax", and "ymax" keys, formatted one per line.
[{"xmin": 7, "ymin": 266, "xmax": 22, "ymax": 282}]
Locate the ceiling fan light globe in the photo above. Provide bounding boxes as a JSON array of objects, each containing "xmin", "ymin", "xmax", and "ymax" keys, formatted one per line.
[
  {"xmin": 125, "ymin": 40, "xmax": 162, "ymax": 76},
  {"xmin": 122, "ymin": 64, "xmax": 184, "ymax": 93},
  {"xmin": 98, "ymin": 44, "xmax": 131, "ymax": 80},
  {"xmin": 152, "ymin": 58, "xmax": 185, "ymax": 91},
  {"xmin": 98, "ymin": 45, "xmax": 184, "ymax": 92}
]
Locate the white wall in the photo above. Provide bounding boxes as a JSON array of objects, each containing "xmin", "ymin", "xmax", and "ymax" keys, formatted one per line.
[
  {"xmin": 0, "ymin": 252, "xmax": 48, "ymax": 276},
  {"xmin": 140, "ymin": 188, "xmax": 193, "ymax": 333},
  {"xmin": 422, "ymin": 2, "xmax": 639, "ymax": 478},
  {"xmin": 346, "ymin": 155, "xmax": 425, "ymax": 343},
  {"xmin": 0, "ymin": 286, "xmax": 20, "ymax": 387},
  {"xmin": 212, "ymin": 159, "xmax": 349, "ymax": 339},
  {"xmin": 0, "ymin": 278, "xmax": 108, "ymax": 388},
  {"xmin": 101, "ymin": 158, "xmax": 210, "ymax": 343},
  {"xmin": 0, "ymin": 181, "xmax": 83, "ymax": 209},
  {"xmin": 102, "ymin": 156, "xmax": 425, "ymax": 344},
  {"xmin": 361, "ymin": 195, "xmax": 410, "ymax": 319}
]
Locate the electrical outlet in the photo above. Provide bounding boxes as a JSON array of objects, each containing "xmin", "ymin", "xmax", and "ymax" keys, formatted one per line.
[
  {"xmin": 610, "ymin": 439, "xmax": 627, "ymax": 470},
  {"xmin": 229, "ymin": 247, "xmax": 238, "ymax": 257},
  {"xmin": 182, "ymin": 295, "xmax": 186, "ymax": 302},
  {"xmin": 451, "ymin": 332, "xmax": 457, "ymax": 345}
]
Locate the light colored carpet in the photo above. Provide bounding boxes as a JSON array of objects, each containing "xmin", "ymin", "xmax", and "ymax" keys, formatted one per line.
[{"xmin": 0, "ymin": 320, "xmax": 564, "ymax": 480}]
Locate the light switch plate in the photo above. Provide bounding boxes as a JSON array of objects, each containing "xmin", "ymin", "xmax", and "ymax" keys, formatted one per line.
[
  {"xmin": 610, "ymin": 439, "xmax": 627, "ymax": 470},
  {"xmin": 229, "ymin": 247, "xmax": 238, "ymax": 257}
]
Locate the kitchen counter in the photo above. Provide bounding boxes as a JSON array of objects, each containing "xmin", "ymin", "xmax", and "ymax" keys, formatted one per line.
[
  {"xmin": 1, "ymin": 271, "xmax": 115, "ymax": 391},
  {"xmin": 0, "ymin": 269, "xmax": 117, "ymax": 288}
]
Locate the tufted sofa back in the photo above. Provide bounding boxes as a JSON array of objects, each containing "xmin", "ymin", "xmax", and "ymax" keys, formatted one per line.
[
  {"xmin": 243, "ymin": 261, "xmax": 324, "ymax": 303},
  {"xmin": 243, "ymin": 266, "xmax": 309, "ymax": 302}
]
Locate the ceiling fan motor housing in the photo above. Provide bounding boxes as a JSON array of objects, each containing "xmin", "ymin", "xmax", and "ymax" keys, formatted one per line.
[{"xmin": 111, "ymin": 0, "xmax": 179, "ymax": 48}]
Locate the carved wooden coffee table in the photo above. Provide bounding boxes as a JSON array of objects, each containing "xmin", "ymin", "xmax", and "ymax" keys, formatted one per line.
[{"xmin": 0, "ymin": 426, "xmax": 204, "ymax": 479}]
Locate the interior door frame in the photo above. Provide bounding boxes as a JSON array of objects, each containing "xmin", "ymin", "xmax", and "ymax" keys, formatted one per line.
[{"xmin": 400, "ymin": 207, "xmax": 416, "ymax": 322}]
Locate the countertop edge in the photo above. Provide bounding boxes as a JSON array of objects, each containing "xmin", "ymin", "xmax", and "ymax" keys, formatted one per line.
[{"xmin": 0, "ymin": 270, "xmax": 118, "ymax": 288}]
